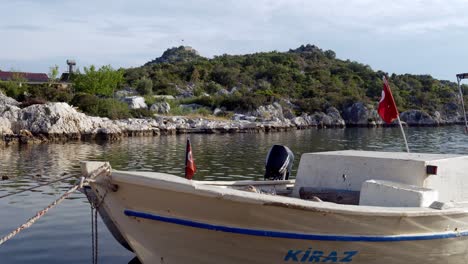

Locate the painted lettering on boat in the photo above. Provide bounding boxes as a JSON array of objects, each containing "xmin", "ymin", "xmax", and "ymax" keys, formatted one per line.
[{"xmin": 284, "ymin": 248, "xmax": 358, "ymax": 262}]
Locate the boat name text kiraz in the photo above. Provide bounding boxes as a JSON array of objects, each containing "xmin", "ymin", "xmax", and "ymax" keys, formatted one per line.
[{"xmin": 284, "ymin": 248, "xmax": 359, "ymax": 262}]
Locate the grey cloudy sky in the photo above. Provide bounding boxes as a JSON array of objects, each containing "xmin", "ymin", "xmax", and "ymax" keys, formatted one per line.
[{"xmin": 1, "ymin": 0, "xmax": 467, "ymax": 81}]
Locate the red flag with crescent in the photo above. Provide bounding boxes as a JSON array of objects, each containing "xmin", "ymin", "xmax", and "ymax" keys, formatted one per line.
[
  {"xmin": 185, "ymin": 138, "xmax": 196, "ymax": 179},
  {"xmin": 378, "ymin": 76, "xmax": 399, "ymax": 124}
]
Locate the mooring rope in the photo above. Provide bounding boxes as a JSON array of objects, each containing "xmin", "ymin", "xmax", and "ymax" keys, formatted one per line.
[
  {"xmin": 93, "ymin": 208, "xmax": 99, "ymax": 264},
  {"xmin": 91, "ymin": 206, "xmax": 98, "ymax": 264},
  {"xmin": 0, "ymin": 174, "xmax": 77, "ymax": 199},
  {"xmin": 0, "ymin": 162, "xmax": 112, "ymax": 264},
  {"xmin": 0, "ymin": 178, "xmax": 84, "ymax": 246}
]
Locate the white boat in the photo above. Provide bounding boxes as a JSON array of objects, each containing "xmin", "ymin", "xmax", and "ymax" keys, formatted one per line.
[{"xmin": 81, "ymin": 149, "xmax": 468, "ymax": 264}]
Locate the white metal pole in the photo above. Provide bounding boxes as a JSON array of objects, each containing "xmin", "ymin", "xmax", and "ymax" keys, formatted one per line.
[
  {"xmin": 397, "ymin": 116, "xmax": 410, "ymax": 153},
  {"xmin": 457, "ymin": 77, "xmax": 468, "ymax": 133}
]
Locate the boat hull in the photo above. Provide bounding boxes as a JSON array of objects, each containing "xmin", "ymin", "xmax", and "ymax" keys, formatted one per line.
[
  {"xmin": 90, "ymin": 170, "xmax": 468, "ymax": 264},
  {"xmin": 122, "ymin": 209, "xmax": 468, "ymax": 263}
]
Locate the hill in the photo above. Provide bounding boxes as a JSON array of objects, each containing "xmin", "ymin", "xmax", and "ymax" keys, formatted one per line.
[{"xmin": 125, "ymin": 44, "xmax": 465, "ymax": 115}]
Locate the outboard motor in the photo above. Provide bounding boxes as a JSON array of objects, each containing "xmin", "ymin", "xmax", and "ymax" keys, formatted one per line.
[{"xmin": 264, "ymin": 145, "xmax": 294, "ymax": 180}]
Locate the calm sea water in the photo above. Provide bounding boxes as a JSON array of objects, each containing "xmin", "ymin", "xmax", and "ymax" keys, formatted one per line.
[{"xmin": 0, "ymin": 126, "xmax": 467, "ymax": 263}]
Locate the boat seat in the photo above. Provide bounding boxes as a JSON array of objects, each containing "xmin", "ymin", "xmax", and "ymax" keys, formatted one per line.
[{"xmin": 359, "ymin": 180, "xmax": 438, "ymax": 207}]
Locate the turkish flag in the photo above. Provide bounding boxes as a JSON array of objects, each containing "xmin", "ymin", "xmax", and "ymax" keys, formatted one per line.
[
  {"xmin": 185, "ymin": 138, "xmax": 196, "ymax": 179},
  {"xmin": 378, "ymin": 76, "xmax": 399, "ymax": 124}
]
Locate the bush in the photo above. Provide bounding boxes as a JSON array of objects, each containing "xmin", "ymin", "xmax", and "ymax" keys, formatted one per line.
[
  {"xmin": 97, "ymin": 99, "xmax": 131, "ymax": 119},
  {"xmin": 71, "ymin": 93, "xmax": 100, "ymax": 113},
  {"xmin": 143, "ymin": 95, "xmax": 157, "ymax": 106},
  {"xmin": 136, "ymin": 77, "xmax": 153, "ymax": 95},
  {"xmin": 0, "ymin": 81, "xmax": 27, "ymax": 101},
  {"xmin": 204, "ymin": 81, "xmax": 223, "ymax": 94},
  {"xmin": 71, "ymin": 93, "xmax": 131, "ymax": 119},
  {"xmin": 219, "ymin": 95, "xmax": 268, "ymax": 111},
  {"xmin": 194, "ymin": 107, "xmax": 211, "ymax": 116},
  {"xmin": 169, "ymin": 106, "xmax": 192, "ymax": 115},
  {"xmin": 73, "ymin": 65, "xmax": 124, "ymax": 96},
  {"xmin": 20, "ymin": 98, "xmax": 47, "ymax": 108},
  {"xmin": 295, "ymin": 98, "xmax": 327, "ymax": 113},
  {"xmin": 27, "ymin": 85, "xmax": 72, "ymax": 103},
  {"xmin": 130, "ymin": 108, "xmax": 153, "ymax": 118}
]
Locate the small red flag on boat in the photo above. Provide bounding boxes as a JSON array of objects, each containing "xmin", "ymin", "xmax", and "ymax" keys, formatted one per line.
[
  {"xmin": 185, "ymin": 138, "xmax": 196, "ymax": 180},
  {"xmin": 378, "ymin": 76, "xmax": 399, "ymax": 124}
]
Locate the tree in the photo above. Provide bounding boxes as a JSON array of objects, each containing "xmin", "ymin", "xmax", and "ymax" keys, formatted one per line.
[
  {"xmin": 324, "ymin": 50, "xmax": 336, "ymax": 59},
  {"xmin": 73, "ymin": 65, "xmax": 124, "ymax": 96},
  {"xmin": 136, "ymin": 77, "xmax": 153, "ymax": 95},
  {"xmin": 48, "ymin": 65, "xmax": 59, "ymax": 81},
  {"xmin": 0, "ymin": 73, "xmax": 28, "ymax": 100}
]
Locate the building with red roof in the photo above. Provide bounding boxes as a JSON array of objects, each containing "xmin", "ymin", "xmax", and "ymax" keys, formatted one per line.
[{"xmin": 0, "ymin": 71, "xmax": 49, "ymax": 84}]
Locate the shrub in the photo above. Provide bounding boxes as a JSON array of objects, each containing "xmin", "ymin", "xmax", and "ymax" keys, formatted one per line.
[
  {"xmin": 73, "ymin": 65, "xmax": 124, "ymax": 96},
  {"xmin": 71, "ymin": 93, "xmax": 131, "ymax": 119},
  {"xmin": 143, "ymin": 95, "xmax": 157, "ymax": 106},
  {"xmin": 136, "ymin": 77, "xmax": 153, "ymax": 95},
  {"xmin": 71, "ymin": 93, "xmax": 100, "ymax": 114},
  {"xmin": 27, "ymin": 85, "xmax": 73, "ymax": 103},
  {"xmin": 0, "ymin": 81, "xmax": 27, "ymax": 101},
  {"xmin": 20, "ymin": 98, "xmax": 47, "ymax": 108},
  {"xmin": 169, "ymin": 106, "xmax": 192, "ymax": 116},
  {"xmin": 204, "ymin": 81, "xmax": 223, "ymax": 94},
  {"xmin": 219, "ymin": 94, "xmax": 268, "ymax": 111},
  {"xmin": 295, "ymin": 98, "xmax": 327, "ymax": 113},
  {"xmin": 97, "ymin": 99, "xmax": 131, "ymax": 119},
  {"xmin": 130, "ymin": 108, "xmax": 153, "ymax": 118},
  {"xmin": 194, "ymin": 107, "xmax": 211, "ymax": 116}
]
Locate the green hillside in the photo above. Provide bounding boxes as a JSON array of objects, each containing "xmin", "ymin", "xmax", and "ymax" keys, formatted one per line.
[{"xmin": 124, "ymin": 44, "xmax": 464, "ymax": 114}]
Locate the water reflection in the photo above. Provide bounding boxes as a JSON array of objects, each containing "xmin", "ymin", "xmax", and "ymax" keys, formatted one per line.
[{"xmin": 0, "ymin": 126, "xmax": 467, "ymax": 263}]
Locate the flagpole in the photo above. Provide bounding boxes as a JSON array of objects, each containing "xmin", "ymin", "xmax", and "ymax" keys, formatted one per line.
[
  {"xmin": 380, "ymin": 76, "xmax": 410, "ymax": 153},
  {"xmin": 185, "ymin": 137, "xmax": 189, "ymax": 179},
  {"xmin": 457, "ymin": 76, "xmax": 468, "ymax": 133},
  {"xmin": 396, "ymin": 116, "xmax": 410, "ymax": 153}
]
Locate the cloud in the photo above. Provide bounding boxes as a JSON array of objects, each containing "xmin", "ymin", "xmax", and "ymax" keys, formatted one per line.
[
  {"xmin": 1, "ymin": 24, "xmax": 45, "ymax": 31},
  {"xmin": 1, "ymin": 0, "xmax": 468, "ymax": 79}
]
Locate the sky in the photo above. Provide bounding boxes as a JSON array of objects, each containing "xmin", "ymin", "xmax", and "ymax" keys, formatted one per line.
[{"xmin": 1, "ymin": 0, "xmax": 468, "ymax": 81}]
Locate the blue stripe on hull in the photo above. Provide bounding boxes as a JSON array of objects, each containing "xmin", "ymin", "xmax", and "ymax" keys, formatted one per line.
[{"xmin": 124, "ymin": 209, "xmax": 468, "ymax": 242}]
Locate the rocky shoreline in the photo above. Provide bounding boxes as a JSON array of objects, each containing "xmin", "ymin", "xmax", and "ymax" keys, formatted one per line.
[{"xmin": 0, "ymin": 92, "xmax": 466, "ymax": 145}]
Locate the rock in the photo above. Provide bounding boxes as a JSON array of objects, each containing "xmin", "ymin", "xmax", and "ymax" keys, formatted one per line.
[
  {"xmin": 145, "ymin": 46, "xmax": 201, "ymax": 65},
  {"xmin": 121, "ymin": 96, "xmax": 147, "ymax": 109},
  {"xmin": 179, "ymin": 104, "xmax": 203, "ymax": 111},
  {"xmin": 177, "ymin": 90, "xmax": 194, "ymax": 98},
  {"xmin": 114, "ymin": 87, "xmax": 137, "ymax": 98},
  {"xmin": 217, "ymin": 89, "xmax": 229, "ymax": 96},
  {"xmin": 342, "ymin": 102, "xmax": 370, "ymax": 126},
  {"xmin": 213, "ymin": 107, "xmax": 227, "ymax": 116},
  {"xmin": 17, "ymin": 103, "xmax": 95, "ymax": 135},
  {"xmin": 342, "ymin": 102, "xmax": 383, "ymax": 126},
  {"xmin": 249, "ymin": 103, "xmax": 284, "ymax": 121},
  {"xmin": 19, "ymin": 129, "xmax": 34, "ymax": 144},
  {"xmin": 232, "ymin": 114, "xmax": 257, "ymax": 122},
  {"xmin": 150, "ymin": 102, "xmax": 171, "ymax": 114},
  {"xmin": 0, "ymin": 92, "xmax": 19, "ymax": 106},
  {"xmin": 309, "ymin": 112, "xmax": 332, "ymax": 127},
  {"xmin": 440, "ymin": 102, "xmax": 463, "ymax": 124},
  {"xmin": 368, "ymin": 109, "xmax": 384, "ymax": 126},
  {"xmin": 283, "ymin": 108, "xmax": 296, "ymax": 119},
  {"xmin": 0, "ymin": 117, "xmax": 13, "ymax": 135},
  {"xmin": 153, "ymin": 95, "xmax": 175, "ymax": 100},
  {"xmin": 230, "ymin": 87, "xmax": 239, "ymax": 94},
  {"xmin": 432, "ymin": 111, "xmax": 444, "ymax": 125},
  {"xmin": 400, "ymin": 110, "xmax": 438, "ymax": 126},
  {"xmin": 292, "ymin": 116, "xmax": 308, "ymax": 127},
  {"xmin": 325, "ymin": 107, "xmax": 345, "ymax": 127}
]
